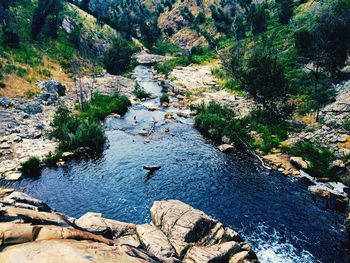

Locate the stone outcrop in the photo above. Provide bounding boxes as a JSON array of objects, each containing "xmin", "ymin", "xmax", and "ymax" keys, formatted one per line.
[{"xmin": 0, "ymin": 189, "xmax": 258, "ymax": 263}]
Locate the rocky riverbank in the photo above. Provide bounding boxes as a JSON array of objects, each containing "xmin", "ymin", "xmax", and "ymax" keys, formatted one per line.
[
  {"xmin": 0, "ymin": 187, "xmax": 258, "ymax": 263},
  {"xmin": 0, "ymin": 74, "xmax": 135, "ymax": 181},
  {"xmin": 157, "ymin": 62, "xmax": 350, "ymax": 212}
]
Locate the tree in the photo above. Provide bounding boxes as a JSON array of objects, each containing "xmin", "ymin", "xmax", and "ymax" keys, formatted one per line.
[
  {"xmin": 278, "ymin": 0, "xmax": 294, "ymax": 24},
  {"xmin": 31, "ymin": 0, "xmax": 63, "ymax": 40},
  {"xmin": 250, "ymin": 4, "xmax": 268, "ymax": 35},
  {"xmin": 104, "ymin": 38, "xmax": 137, "ymax": 75},
  {"xmin": 294, "ymin": 0, "xmax": 350, "ymax": 120},
  {"xmin": 224, "ymin": 42, "xmax": 291, "ymax": 122}
]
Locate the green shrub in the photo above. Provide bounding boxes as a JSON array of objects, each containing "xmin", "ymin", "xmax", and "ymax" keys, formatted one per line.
[
  {"xmin": 21, "ymin": 157, "xmax": 42, "ymax": 177},
  {"xmin": 104, "ymin": 38, "xmax": 138, "ymax": 75},
  {"xmin": 133, "ymin": 84, "xmax": 151, "ymax": 100},
  {"xmin": 0, "ymin": 82, "xmax": 5, "ymax": 88},
  {"xmin": 194, "ymin": 102, "xmax": 250, "ymax": 145},
  {"xmin": 159, "ymin": 93, "xmax": 169, "ymax": 103},
  {"xmin": 79, "ymin": 93, "xmax": 131, "ymax": 120},
  {"xmin": 343, "ymin": 119, "xmax": 350, "ymax": 131},
  {"xmin": 50, "ymin": 93, "xmax": 130, "ymax": 153},
  {"xmin": 50, "ymin": 106, "xmax": 105, "ymax": 153},
  {"xmin": 43, "ymin": 151, "xmax": 63, "ymax": 167},
  {"xmin": 288, "ymin": 140, "xmax": 335, "ymax": 178}
]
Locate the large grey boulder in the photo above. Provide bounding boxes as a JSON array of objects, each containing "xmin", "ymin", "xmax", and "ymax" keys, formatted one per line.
[
  {"xmin": 75, "ymin": 212, "xmax": 136, "ymax": 238},
  {"xmin": 150, "ymin": 200, "xmax": 244, "ymax": 257},
  {"xmin": 136, "ymin": 224, "xmax": 177, "ymax": 261},
  {"xmin": 39, "ymin": 79, "xmax": 66, "ymax": 96}
]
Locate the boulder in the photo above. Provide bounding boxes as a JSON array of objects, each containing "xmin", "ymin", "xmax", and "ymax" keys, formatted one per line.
[
  {"xmin": 0, "ymin": 97, "xmax": 13, "ymax": 108},
  {"xmin": 136, "ymin": 224, "xmax": 176, "ymax": 261},
  {"xmin": 0, "ymin": 207, "xmax": 69, "ymax": 226},
  {"xmin": 184, "ymin": 241, "xmax": 241, "ymax": 263},
  {"xmin": 290, "ymin": 156, "xmax": 308, "ymax": 170},
  {"xmin": 2, "ymin": 191, "xmax": 52, "ymax": 212},
  {"xmin": 39, "ymin": 79, "xmax": 66, "ymax": 96},
  {"xmin": 75, "ymin": 212, "xmax": 136, "ymax": 238},
  {"xmin": 150, "ymin": 200, "xmax": 243, "ymax": 257},
  {"xmin": 218, "ymin": 144, "xmax": 235, "ymax": 152}
]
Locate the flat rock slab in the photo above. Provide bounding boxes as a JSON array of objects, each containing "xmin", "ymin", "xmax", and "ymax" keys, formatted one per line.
[{"xmin": 0, "ymin": 239, "xmax": 160, "ymax": 263}]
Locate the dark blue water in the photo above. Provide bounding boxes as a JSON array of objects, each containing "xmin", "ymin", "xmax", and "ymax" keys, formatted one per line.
[{"xmin": 4, "ymin": 66, "xmax": 349, "ymax": 262}]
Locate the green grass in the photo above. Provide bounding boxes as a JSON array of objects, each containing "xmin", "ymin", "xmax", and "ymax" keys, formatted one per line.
[
  {"xmin": 155, "ymin": 48, "xmax": 217, "ymax": 77},
  {"xmin": 151, "ymin": 40, "xmax": 182, "ymax": 55},
  {"xmin": 78, "ymin": 93, "xmax": 131, "ymax": 120}
]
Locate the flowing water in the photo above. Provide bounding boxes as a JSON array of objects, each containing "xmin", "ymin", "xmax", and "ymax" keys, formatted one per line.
[{"xmin": 4, "ymin": 65, "xmax": 349, "ymax": 262}]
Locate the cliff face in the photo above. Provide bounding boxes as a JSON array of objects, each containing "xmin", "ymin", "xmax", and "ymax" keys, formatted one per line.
[{"xmin": 0, "ymin": 188, "xmax": 259, "ymax": 263}]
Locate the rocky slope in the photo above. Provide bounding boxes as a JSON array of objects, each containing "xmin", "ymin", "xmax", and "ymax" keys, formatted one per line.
[
  {"xmin": 72, "ymin": 0, "xmax": 247, "ymax": 51},
  {"xmin": 0, "ymin": 188, "xmax": 258, "ymax": 263}
]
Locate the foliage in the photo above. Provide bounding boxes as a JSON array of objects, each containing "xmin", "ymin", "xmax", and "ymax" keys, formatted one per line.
[
  {"xmin": 287, "ymin": 140, "xmax": 335, "ymax": 178},
  {"xmin": 50, "ymin": 94, "xmax": 130, "ymax": 153},
  {"xmin": 226, "ymin": 42, "xmax": 292, "ymax": 122},
  {"xmin": 79, "ymin": 93, "xmax": 131, "ymax": 120},
  {"xmin": 31, "ymin": 0, "xmax": 64, "ymax": 40},
  {"xmin": 194, "ymin": 102, "xmax": 250, "ymax": 146},
  {"xmin": 104, "ymin": 38, "xmax": 138, "ymax": 75},
  {"xmin": 159, "ymin": 93, "xmax": 169, "ymax": 103},
  {"xmin": 250, "ymin": 4, "xmax": 268, "ymax": 35},
  {"xmin": 151, "ymin": 40, "xmax": 181, "ymax": 55},
  {"xmin": 133, "ymin": 83, "xmax": 151, "ymax": 99},
  {"xmin": 21, "ymin": 157, "xmax": 42, "ymax": 177},
  {"xmin": 50, "ymin": 105, "xmax": 105, "ymax": 153},
  {"xmin": 43, "ymin": 151, "xmax": 63, "ymax": 167}
]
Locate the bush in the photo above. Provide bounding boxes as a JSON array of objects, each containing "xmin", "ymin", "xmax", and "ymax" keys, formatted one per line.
[
  {"xmin": 3, "ymin": 30, "xmax": 20, "ymax": 48},
  {"xmin": 133, "ymin": 83, "xmax": 151, "ymax": 100},
  {"xmin": 288, "ymin": 140, "xmax": 335, "ymax": 178},
  {"xmin": 104, "ymin": 38, "xmax": 138, "ymax": 75},
  {"xmin": 43, "ymin": 151, "xmax": 63, "ymax": 167},
  {"xmin": 194, "ymin": 102, "xmax": 250, "ymax": 145},
  {"xmin": 159, "ymin": 93, "xmax": 169, "ymax": 103},
  {"xmin": 21, "ymin": 157, "xmax": 42, "ymax": 177},
  {"xmin": 50, "ymin": 106, "xmax": 105, "ymax": 153},
  {"xmin": 151, "ymin": 40, "xmax": 181, "ymax": 55},
  {"xmin": 50, "ymin": 93, "xmax": 130, "ymax": 153}
]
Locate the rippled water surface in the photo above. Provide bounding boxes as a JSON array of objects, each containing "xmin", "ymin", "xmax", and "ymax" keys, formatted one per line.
[{"xmin": 5, "ymin": 66, "xmax": 349, "ymax": 262}]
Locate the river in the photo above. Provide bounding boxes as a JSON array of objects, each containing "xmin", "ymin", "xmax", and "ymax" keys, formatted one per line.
[{"xmin": 4, "ymin": 65, "xmax": 349, "ymax": 262}]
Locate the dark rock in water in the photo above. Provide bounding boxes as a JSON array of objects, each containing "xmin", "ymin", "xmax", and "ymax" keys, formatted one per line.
[{"xmin": 143, "ymin": 165, "xmax": 161, "ymax": 171}]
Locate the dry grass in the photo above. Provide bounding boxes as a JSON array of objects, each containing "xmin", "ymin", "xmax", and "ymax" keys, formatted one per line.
[
  {"xmin": 296, "ymin": 113, "xmax": 317, "ymax": 125},
  {"xmin": 0, "ymin": 57, "xmax": 72, "ymax": 98},
  {"xmin": 337, "ymin": 136, "xmax": 350, "ymax": 149}
]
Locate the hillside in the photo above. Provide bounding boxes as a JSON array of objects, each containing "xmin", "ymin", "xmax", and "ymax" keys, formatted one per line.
[{"xmin": 0, "ymin": 0, "xmax": 117, "ymax": 97}]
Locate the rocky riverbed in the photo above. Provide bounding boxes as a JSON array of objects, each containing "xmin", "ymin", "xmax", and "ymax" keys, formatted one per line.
[{"xmin": 0, "ymin": 188, "xmax": 258, "ymax": 263}]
